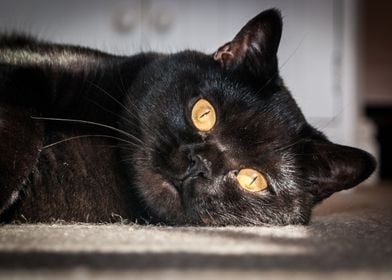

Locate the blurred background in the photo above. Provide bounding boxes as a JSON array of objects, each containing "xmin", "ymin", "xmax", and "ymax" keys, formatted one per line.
[{"xmin": 0, "ymin": 0, "xmax": 390, "ymax": 182}]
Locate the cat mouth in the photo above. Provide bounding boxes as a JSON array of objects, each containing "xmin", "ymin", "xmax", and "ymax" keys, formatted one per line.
[
  {"xmin": 166, "ymin": 179, "xmax": 181, "ymax": 194},
  {"xmin": 167, "ymin": 174, "xmax": 212, "ymax": 195}
]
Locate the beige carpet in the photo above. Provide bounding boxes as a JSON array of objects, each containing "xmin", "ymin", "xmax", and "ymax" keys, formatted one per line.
[{"xmin": 0, "ymin": 185, "xmax": 391, "ymax": 280}]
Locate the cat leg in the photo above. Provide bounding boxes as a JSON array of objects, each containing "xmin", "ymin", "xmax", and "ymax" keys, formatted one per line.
[{"xmin": 0, "ymin": 104, "xmax": 43, "ymax": 215}]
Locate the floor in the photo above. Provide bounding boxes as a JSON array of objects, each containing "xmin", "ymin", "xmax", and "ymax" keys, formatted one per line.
[{"xmin": 0, "ymin": 185, "xmax": 391, "ymax": 280}]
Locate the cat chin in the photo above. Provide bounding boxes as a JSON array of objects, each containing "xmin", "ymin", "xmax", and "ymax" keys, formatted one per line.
[{"xmin": 137, "ymin": 168, "xmax": 224, "ymax": 226}]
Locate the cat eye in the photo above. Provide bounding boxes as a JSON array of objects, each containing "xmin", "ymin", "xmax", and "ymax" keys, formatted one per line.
[
  {"xmin": 191, "ymin": 99, "xmax": 216, "ymax": 132},
  {"xmin": 236, "ymin": 168, "xmax": 268, "ymax": 192}
]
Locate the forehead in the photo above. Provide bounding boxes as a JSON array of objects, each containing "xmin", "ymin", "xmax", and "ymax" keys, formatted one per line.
[
  {"xmin": 140, "ymin": 52, "xmax": 307, "ymax": 131},
  {"xmin": 145, "ymin": 58, "xmax": 246, "ymax": 103}
]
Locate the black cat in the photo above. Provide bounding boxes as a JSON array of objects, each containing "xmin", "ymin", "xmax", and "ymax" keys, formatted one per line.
[{"xmin": 0, "ymin": 9, "xmax": 375, "ymax": 225}]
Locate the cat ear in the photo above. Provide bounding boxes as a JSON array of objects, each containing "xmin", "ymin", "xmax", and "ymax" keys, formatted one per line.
[
  {"xmin": 303, "ymin": 141, "xmax": 376, "ymax": 204},
  {"xmin": 213, "ymin": 9, "xmax": 282, "ymax": 78}
]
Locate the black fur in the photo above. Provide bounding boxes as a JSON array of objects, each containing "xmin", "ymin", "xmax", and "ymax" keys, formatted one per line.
[{"xmin": 0, "ymin": 9, "xmax": 376, "ymax": 225}]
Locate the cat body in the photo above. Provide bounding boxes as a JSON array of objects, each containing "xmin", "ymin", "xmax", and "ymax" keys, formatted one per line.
[{"xmin": 0, "ymin": 9, "xmax": 375, "ymax": 225}]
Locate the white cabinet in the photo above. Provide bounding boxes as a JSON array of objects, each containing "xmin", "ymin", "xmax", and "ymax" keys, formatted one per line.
[{"xmin": 0, "ymin": 0, "xmax": 359, "ymax": 146}]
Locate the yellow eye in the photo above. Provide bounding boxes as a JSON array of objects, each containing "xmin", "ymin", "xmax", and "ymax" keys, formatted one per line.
[
  {"xmin": 191, "ymin": 99, "xmax": 216, "ymax": 132},
  {"xmin": 236, "ymin": 168, "xmax": 268, "ymax": 192}
]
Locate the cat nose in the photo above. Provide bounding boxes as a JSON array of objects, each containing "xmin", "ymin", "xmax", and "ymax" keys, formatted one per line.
[{"xmin": 186, "ymin": 154, "xmax": 212, "ymax": 180}]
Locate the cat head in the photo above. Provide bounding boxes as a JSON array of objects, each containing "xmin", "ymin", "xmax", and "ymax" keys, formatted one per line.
[{"xmin": 121, "ymin": 9, "xmax": 376, "ymax": 225}]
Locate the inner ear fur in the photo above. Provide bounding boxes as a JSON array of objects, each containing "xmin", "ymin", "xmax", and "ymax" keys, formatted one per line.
[{"xmin": 214, "ymin": 8, "xmax": 283, "ymax": 78}]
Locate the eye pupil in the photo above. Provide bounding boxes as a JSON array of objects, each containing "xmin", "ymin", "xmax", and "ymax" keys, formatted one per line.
[
  {"xmin": 249, "ymin": 176, "xmax": 258, "ymax": 186},
  {"xmin": 200, "ymin": 110, "xmax": 210, "ymax": 118}
]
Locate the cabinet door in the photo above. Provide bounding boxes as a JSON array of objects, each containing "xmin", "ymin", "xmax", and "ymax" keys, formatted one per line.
[{"xmin": 0, "ymin": 0, "xmax": 144, "ymax": 52}]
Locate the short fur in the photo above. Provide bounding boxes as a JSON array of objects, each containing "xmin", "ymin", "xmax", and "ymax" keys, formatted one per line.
[{"xmin": 0, "ymin": 9, "xmax": 376, "ymax": 225}]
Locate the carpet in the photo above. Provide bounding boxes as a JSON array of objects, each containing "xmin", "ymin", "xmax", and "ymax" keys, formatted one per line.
[{"xmin": 0, "ymin": 185, "xmax": 391, "ymax": 279}]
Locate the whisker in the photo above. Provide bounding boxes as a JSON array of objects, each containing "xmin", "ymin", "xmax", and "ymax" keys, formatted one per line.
[
  {"xmin": 117, "ymin": 65, "xmax": 129, "ymax": 96},
  {"xmin": 87, "ymin": 80, "xmax": 139, "ymax": 121},
  {"xmin": 273, "ymin": 138, "xmax": 305, "ymax": 153},
  {"xmin": 40, "ymin": 134, "xmax": 141, "ymax": 150},
  {"xmin": 85, "ymin": 96, "xmax": 138, "ymax": 128},
  {"xmin": 279, "ymin": 34, "xmax": 307, "ymax": 70},
  {"xmin": 312, "ymin": 110, "xmax": 343, "ymax": 132},
  {"xmin": 120, "ymin": 158, "xmax": 134, "ymax": 163},
  {"xmin": 93, "ymin": 144, "xmax": 135, "ymax": 151},
  {"xmin": 254, "ymin": 36, "xmax": 306, "ymax": 97},
  {"xmin": 126, "ymin": 156, "xmax": 150, "ymax": 161},
  {"xmin": 87, "ymin": 79, "xmax": 157, "ymax": 136},
  {"xmin": 31, "ymin": 116, "xmax": 144, "ymax": 145}
]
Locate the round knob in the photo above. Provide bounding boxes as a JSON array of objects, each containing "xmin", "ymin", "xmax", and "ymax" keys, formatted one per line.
[
  {"xmin": 153, "ymin": 9, "xmax": 174, "ymax": 33},
  {"xmin": 112, "ymin": 8, "xmax": 137, "ymax": 34}
]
